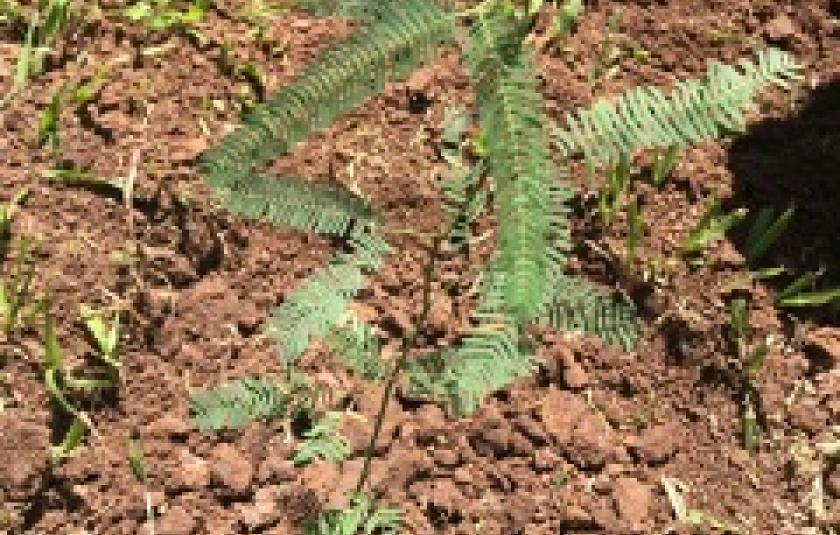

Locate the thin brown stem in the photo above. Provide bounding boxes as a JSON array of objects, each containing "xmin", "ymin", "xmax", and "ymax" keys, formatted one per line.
[{"xmin": 353, "ymin": 235, "xmax": 443, "ymax": 495}]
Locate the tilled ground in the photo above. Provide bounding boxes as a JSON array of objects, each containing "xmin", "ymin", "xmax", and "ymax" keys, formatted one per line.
[{"xmin": 0, "ymin": 1, "xmax": 838, "ymax": 534}]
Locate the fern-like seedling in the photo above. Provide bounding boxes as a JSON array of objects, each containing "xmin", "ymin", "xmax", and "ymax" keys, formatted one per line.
[
  {"xmin": 220, "ymin": 176, "xmax": 373, "ymax": 238},
  {"xmin": 325, "ymin": 313, "xmax": 386, "ymax": 381},
  {"xmin": 407, "ymin": 269, "xmax": 535, "ymax": 417},
  {"xmin": 293, "ymin": 412, "xmax": 351, "ymax": 466},
  {"xmin": 538, "ymin": 273, "xmax": 640, "ymax": 351},
  {"xmin": 553, "ymin": 48, "xmax": 801, "ymax": 171},
  {"xmin": 190, "ymin": 377, "xmax": 288, "ymax": 431},
  {"xmin": 198, "ymin": 0, "xmax": 455, "ymax": 191},
  {"xmin": 467, "ymin": 12, "xmax": 572, "ymax": 324},
  {"xmin": 303, "ymin": 493, "xmax": 401, "ymax": 535}
]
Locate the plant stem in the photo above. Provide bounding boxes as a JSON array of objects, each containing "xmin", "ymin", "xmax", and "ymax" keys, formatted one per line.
[{"xmin": 353, "ymin": 235, "xmax": 443, "ymax": 495}]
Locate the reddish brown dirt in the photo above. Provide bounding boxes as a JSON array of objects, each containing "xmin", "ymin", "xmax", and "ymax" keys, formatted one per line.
[{"xmin": 0, "ymin": 1, "xmax": 839, "ymax": 534}]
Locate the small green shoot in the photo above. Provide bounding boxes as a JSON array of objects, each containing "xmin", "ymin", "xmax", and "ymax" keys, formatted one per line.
[
  {"xmin": 552, "ymin": 470, "xmax": 570, "ymax": 489},
  {"xmin": 649, "ymin": 145, "xmax": 679, "ymax": 188},
  {"xmin": 124, "ymin": 0, "xmax": 210, "ymax": 31},
  {"xmin": 38, "ymin": 83, "xmax": 68, "ymax": 150},
  {"xmin": 1, "ymin": 0, "xmax": 73, "ymax": 107},
  {"xmin": 42, "ymin": 167, "xmax": 123, "ymax": 192},
  {"xmin": 598, "ymin": 152, "xmax": 631, "ymax": 226},
  {"xmin": 586, "ymin": 10, "xmax": 623, "ymax": 91},
  {"xmin": 128, "ymin": 436, "xmax": 156, "ymax": 535},
  {"xmin": 38, "ymin": 67, "xmax": 112, "ymax": 152},
  {"xmin": 728, "ymin": 297, "xmax": 748, "ymax": 341},
  {"xmin": 50, "ymin": 418, "xmax": 87, "ymax": 461},
  {"xmin": 0, "ymin": 19, "xmax": 33, "ymax": 108},
  {"xmin": 778, "ymin": 287, "xmax": 840, "ymax": 309},
  {"xmin": 0, "ymin": 189, "xmax": 29, "ymax": 255},
  {"xmin": 128, "ymin": 438, "xmax": 147, "ymax": 482},
  {"xmin": 744, "ymin": 204, "xmax": 795, "ymax": 266},
  {"xmin": 551, "ymin": 0, "xmax": 583, "ymax": 40},
  {"xmin": 726, "ymin": 297, "xmax": 768, "ymax": 452},
  {"xmin": 79, "ymin": 304, "xmax": 121, "ymax": 368},
  {"xmin": 744, "ymin": 343, "xmax": 768, "ymax": 380},
  {"xmin": 624, "ymin": 197, "xmax": 643, "ymax": 266},
  {"xmin": 71, "ymin": 64, "xmax": 112, "ymax": 106},
  {"xmin": 0, "ymin": 237, "xmax": 36, "ymax": 336},
  {"xmin": 681, "ymin": 196, "xmax": 747, "ymax": 255},
  {"xmin": 775, "ymin": 270, "xmax": 840, "ymax": 309},
  {"xmin": 43, "ymin": 307, "xmax": 113, "ymax": 425}
]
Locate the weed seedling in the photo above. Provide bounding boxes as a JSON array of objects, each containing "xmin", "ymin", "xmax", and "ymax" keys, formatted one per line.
[
  {"xmin": 79, "ymin": 304, "xmax": 121, "ymax": 369},
  {"xmin": 302, "ymin": 493, "xmax": 401, "ymax": 535},
  {"xmin": 292, "ymin": 411, "xmax": 351, "ymax": 466},
  {"xmin": 38, "ymin": 83, "xmax": 67, "ymax": 151},
  {"xmin": 43, "ymin": 306, "xmax": 112, "ymax": 435},
  {"xmin": 551, "ymin": 0, "xmax": 583, "ymax": 40},
  {"xmin": 1, "ymin": 0, "xmax": 73, "ymax": 107},
  {"xmin": 680, "ymin": 196, "xmax": 747, "ymax": 256},
  {"xmin": 648, "ymin": 145, "xmax": 680, "ymax": 189},
  {"xmin": 598, "ymin": 152, "xmax": 632, "ymax": 226},
  {"xmin": 552, "ymin": 470, "xmax": 570, "ymax": 489},
  {"xmin": 128, "ymin": 437, "xmax": 155, "ymax": 535},
  {"xmin": 772, "ymin": 269, "xmax": 840, "ymax": 309},
  {"xmin": 778, "ymin": 284, "xmax": 840, "ymax": 309},
  {"xmin": 0, "ymin": 189, "xmax": 29, "ymax": 258},
  {"xmin": 0, "ymin": 237, "xmax": 37, "ymax": 337},
  {"xmin": 726, "ymin": 297, "xmax": 768, "ymax": 452},
  {"xmin": 744, "ymin": 204, "xmax": 795, "ymax": 267},
  {"xmin": 124, "ymin": 0, "xmax": 210, "ymax": 32},
  {"xmin": 50, "ymin": 417, "xmax": 88, "ymax": 461}
]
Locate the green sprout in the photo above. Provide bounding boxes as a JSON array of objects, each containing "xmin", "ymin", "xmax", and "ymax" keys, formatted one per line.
[
  {"xmin": 551, "ymin": 0, "xmax": 583, "ymax": 39},
  {"xmin": 0, "ymin": 237, "xmax": 36, "ymax": 337},
  {"xmin": 1, "ymin": 0, "xmax": 72, "ymax": 107},
  {"xmin": 598, "ymin": 152, "xmax": 632, "ymax": 226},
  {"xmin": 43, "ymin": 306, "xmax": 113, "ymax": 426},
  {"xmin": 50, "ymin": 418, "xmax": 88, "ymax": 461},
  {"xmin": 79, "ymin": 304, "xmax": 121, "ymax": 369},
  {"xmin": 0, "ymin": 189, "xmax": 28, "ymax": 256},
  {"xmin": 124, "ymin": 0, "xmax": 210, "ymax": 31},
  {"xmin": 681, "ymin": 196, "xmax": 747, "ymax": 256},
  {"xmin": 726, "ymin": 297, "xmax": 768, "ymax": 452},
  {"xmin": 744, "ymin": 204, "xmax": 795, "ymax": 266},
  {"xmin": 648, "ymin": 145, "xmax": 679, "ymax": 188},
  {"xmin": 128, "ymin": 438, "xmax": 147, "ymax": 482}
]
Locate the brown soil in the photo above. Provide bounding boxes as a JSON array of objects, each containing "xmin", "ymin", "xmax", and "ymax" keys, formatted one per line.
[{"xmin": 1, "ymin": 1, "xmax": 839, "ymax": 534}]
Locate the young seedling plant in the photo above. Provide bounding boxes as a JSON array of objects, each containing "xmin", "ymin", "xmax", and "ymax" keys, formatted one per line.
[
  {"xmin": 43, "ymin": 303, "xmax": 120, "ymax": 461},
  {"xmin": 183, "ymin": 0, "xmax": 802, "ymax": 529},
  {"xmin": 0, "ymin": 237, "xmax": 37, "ymax": 338},
  {"xmin": 1, "ymin": 0, "xmax": 74, "ymax": 107},
  {"xmin": 726, "ymin": 297, "xmax": 769, "ymax": 452}
]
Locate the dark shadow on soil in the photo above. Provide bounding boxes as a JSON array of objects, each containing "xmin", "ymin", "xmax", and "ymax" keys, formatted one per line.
[{"xmin": 727, "ymin": 79, "xmax": 840, "ymax": 326}]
